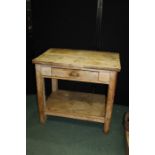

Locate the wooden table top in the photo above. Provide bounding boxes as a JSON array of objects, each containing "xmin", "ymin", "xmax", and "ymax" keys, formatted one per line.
[{"xmin": 32, "ymin": 48, "xmax": 121, "ymax": 71}]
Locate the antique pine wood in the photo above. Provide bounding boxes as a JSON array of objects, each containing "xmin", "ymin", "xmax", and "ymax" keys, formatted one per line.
[
  {"xmin": 32, "ymin": 48, "xmax": 121, "ymax": 71},
  {"xmin": 32, "ymin": 48, "xmax": 121, "ymax": 133},
  {"xmin": 35, "ymin": 64, "xmax": 47, "ymax": 123},
  {"xmin": 45, "ymin": 90, "xmax": 106, "ymax": 123},
  {"xmin": 51, "ymin": 79, "xmax": 58, "ymax": 92}
]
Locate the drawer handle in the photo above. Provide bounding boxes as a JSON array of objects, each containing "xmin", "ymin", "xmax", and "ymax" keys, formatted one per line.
[{"xmin": 69, "ymin": 71, "xmax": 79, "ymax": 77}]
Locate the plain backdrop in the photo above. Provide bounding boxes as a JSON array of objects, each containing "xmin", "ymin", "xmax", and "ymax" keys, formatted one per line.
[{"xmin": 27, "ymin": 0, "xmax": 129, "ymax": 106}]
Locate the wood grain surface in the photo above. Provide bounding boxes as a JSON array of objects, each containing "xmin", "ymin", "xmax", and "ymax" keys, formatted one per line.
[
  {"xmin": 33, "ymin": 48, "xmax": 121, "ymax": 133},
  {"xmin": 45, "ymin": 90, "xmax": 106, "ymax": 123},
  {"xmin": 32, "ymin": 48, "xmax": 121, "ymax": 71}
]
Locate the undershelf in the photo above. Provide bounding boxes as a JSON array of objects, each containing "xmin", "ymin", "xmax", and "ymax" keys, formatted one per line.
[{"xmin": 45, "ymin": 90, "xmax": 106, "ymax": 123}]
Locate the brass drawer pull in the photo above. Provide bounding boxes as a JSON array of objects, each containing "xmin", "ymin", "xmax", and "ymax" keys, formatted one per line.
[{"xmin": 69, "ymin": 71, "xmax": 79, "ymax": 77}]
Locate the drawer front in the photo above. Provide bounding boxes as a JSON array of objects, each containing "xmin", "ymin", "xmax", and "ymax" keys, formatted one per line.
[
  {"xmin": 51, "ymin": 68, "xmax": 99, "ymax": 83},
  {"xmin": 41, "ymin": 66, "xmax": 52, "ymax": 76},
  {"xmin": 98, "ymin": 71, "xmax": 110, "ymax": 84}
]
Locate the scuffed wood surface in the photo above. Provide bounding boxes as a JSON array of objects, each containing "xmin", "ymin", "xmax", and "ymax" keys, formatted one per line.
[
  {"xmin": 32, "ymin": 48, "xmax": 121, "ymax": 71},
  {"xmin": 45, "ymin": 90, "xmax": 106, "ymax": 123},
  {"xmin": 35, "ymin": 64, "xmax": 46, "ymax": 123},
  {"xmin": 51, "ymin": 68, "xmax": 99, "ymax": 83},
  {"xmin": 104, "ymin": 72, "xmax": 117, "ymax": 133},
  {"xmin": 51, "ymin": 79, "xmax": 58, "ymax": 92}
]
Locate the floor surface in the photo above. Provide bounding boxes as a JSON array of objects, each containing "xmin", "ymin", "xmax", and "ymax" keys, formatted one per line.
[{"xmin": 27, "ymin": 94, "xmax": 128, "ymax": 155}]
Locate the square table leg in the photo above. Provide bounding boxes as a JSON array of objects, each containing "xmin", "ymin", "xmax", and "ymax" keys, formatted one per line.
[
  {"xmin": 51, "ymin": 79, "xmax": 58, "ymax": 92},
  {"xmin": 104, "ymin": 71, "xmax": 117, "ymax": 133},
  {"xmin": 35, "ymin": 64, "xmax": 46, "ymax": 124}
]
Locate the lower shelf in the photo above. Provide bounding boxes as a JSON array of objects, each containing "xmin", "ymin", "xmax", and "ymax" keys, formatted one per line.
[{"xmin": 45, "ymin": 90, "xmax": 106, "ymax": 123}]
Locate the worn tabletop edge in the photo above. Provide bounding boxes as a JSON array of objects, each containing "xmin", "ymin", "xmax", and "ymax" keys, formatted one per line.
[
  {"xmin": 32, "ymin": 60, "xmax": 121, "ymax": 72},
  {"xmin": 32, "ymin": 48, "xmax": 121, "ymax": 72}
]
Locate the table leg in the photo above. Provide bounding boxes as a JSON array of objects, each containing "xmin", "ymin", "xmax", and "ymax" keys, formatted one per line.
[
  {"xmin": 51, "ymin": 79, "xmax": 58, "ymax": 92},
  {"xmin": 104, "ymin": 71, "xmax": 117, "ymax": 134},
  {"xmin": 35, "ymin": 64, "xmax": 46, "ymax": 124}
]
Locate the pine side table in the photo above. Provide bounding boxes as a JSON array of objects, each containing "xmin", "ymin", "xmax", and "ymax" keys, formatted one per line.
[{"xmin": 32, "ymin": 48, "xmax": 121, "ymax": 133}]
